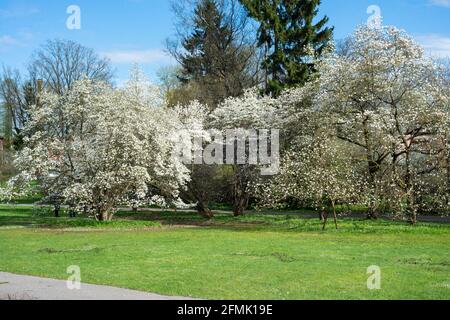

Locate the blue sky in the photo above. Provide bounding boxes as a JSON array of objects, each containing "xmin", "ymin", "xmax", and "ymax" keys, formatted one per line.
[{"xmin": 0, "ymin": 0, "xmax": 449, "ymax": 85}]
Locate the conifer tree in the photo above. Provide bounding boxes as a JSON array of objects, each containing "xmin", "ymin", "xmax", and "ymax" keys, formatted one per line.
[
  {"xmin": 241, "ymin": 0, "xmax": 333, "ymax": 96},
  {"xmin": 178, "ymin": 0, "xmax": 255, "ymax": 109}
]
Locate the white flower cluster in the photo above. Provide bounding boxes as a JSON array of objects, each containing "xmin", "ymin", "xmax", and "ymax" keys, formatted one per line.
[
  {"xmin": 4, "ymin": 67, "xmax": 208, "ymax": 220},
  {"xmin": 252, "ymin": 25, "xmax": 450, "ymax": 221},
  {"xmin": 2, "ymin": 25, "xmax": 449, "ymax": 223}
]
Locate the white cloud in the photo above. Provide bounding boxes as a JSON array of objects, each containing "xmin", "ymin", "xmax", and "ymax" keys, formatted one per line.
[
  {"xmin": 0, "ymin": 32, "xmax": 32, "ymax": 52},
  {"xmin": 415, "ymin": 34, "xmax": 450, "ymax": 58},
  {"xmin": 102, "ymin": 49, "xmax": 174, "ymax": 64},
  {"xmin": 429, "ymin": 0, "xmax": 450, "ymax": 8},
  {"xmin": 0, "ymin": 35, "xmax": 21, "ymax": 47},
  {"xmin": 0, "ymin": 5, "xmax": 39, "ymax": 18}
]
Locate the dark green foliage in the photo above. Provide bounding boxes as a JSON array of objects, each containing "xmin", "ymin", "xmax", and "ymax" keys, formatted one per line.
[
  {"xmin": 178, "ymin": 0, "xmax": 256, "ymax": 109},
  {"xmin": 0, "ymin": 73, "xmax": 37, "ymax": 150},
  {"xmin": 173, "ymin": 0, "xmax": 259, "ymax": 217},
  {"xmin": 241, "ymin": 0, "xmax": 333, "ymax": 96},
  {"xmin": 180, "ymin": 0, "xmax": 229, "ymax": 82}
]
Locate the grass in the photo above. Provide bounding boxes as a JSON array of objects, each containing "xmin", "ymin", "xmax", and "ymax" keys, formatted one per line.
[
  {"xmin": 0, "ymin": 206, "xmax": 161, "ymax": 230},
  {"xmin": 0, "ymin": 205, "xmax": 449, "ymax": 300}
]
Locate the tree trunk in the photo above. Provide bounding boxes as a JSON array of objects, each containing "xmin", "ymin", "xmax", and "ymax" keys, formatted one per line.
[
  {"xmin": 96, "ymin": 209, "xmax": 113, "ymax": 222},
  {"xmin": 405, "ymin": 151, "xmax": 416, "ymax": 225},
  {"xmin": 446, "ymin": 141, "xmax": 450, "ymax": 209},
  {"xmin": 264, "ymin": 43, "xmax": 269, "ymax": 93},
  {"xmin": 233, "ymin": 199, "xmax": 247, "ymax": 217},
  {"xmin": 323, "ymin": 200, "xmax": 339, "ymax": 231},
  {"xmin": 54, "ymin": 205, "xmax": 60, "ymax": 218},
  {"xmin": 366, "ymin": 161, "xmax": 379, "ymax": 220},
  {"xmin": 409, "ymin": 211, "xmax": 417, "ymax": 225},
  {"xmin": 322, "ymin": 207, "xmax": 329, "ymax": 231},
  {"xmin": 319, "ymin": 210, "xmax": 325, "ymax": 222},
  {"xmin": 332, "ymin": 200, "xmax": 338, "ymax": 230},
  {"xmin": 233, "ymin": 166, "xmax": 249, "ymax": 217},
  {"xmin": 363, "ymin": 117, "xmax": 379, "ymax": 220},
  {"xmin": 233, "ymin": 188, "xmax": 248, "ymax": 217},
  {"xmin": 197, "ymin": 201, "xmax": 213, "ymax": 219}
]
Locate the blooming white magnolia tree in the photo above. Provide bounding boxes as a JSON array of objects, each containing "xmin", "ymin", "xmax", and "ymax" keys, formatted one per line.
[
  {"xmin": 257, "ymin": 135, "xmax": 367, "ymax": 229},
  {"xmin": 210, "ymin": 89, "xmax": 279, "ymax": 216},
  {"xmin": 276, "ymin": 25, "xmax": 448, "ymax": 223},
  {"xmin": 3, "ymin": 25, "xmax": 448, "ymax": 226},
  {"xmin": 9, "ymin": 67, "xmax": 206, "ymax": 221},
  {"xmin": 252, "ymin": 97, "xmax": 367, "ymax": 228},
  {"xmin": 210, "ymin": 89, "xmax": 279, "ymax": 129}
]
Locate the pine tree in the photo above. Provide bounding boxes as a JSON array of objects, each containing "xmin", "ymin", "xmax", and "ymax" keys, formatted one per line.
[
  {"xmin": 241, "ymin": 0, "xmax": 333, "ymax": 96},
  {"xmin": 178, "ymin": 0, "xmax": 255, "ymax": 109},
  {"xmin": 181, "ymin": 0, "xmax": 222, "ymax": 81},
  {"xmin": 172, "ymin": 0, "xmax": 260, "ymax": 218}
]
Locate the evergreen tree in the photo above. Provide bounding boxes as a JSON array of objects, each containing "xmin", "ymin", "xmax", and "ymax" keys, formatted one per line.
[
  {"xmin": 180, "ymin": 0, "xmax": 227, "ymax": 81},
  {"xmin": 172, "ymin": 0, "xmax": 260, "ymax": 218},
  {"xmin": 178, "ymin": 0, "xmax": 255, "ymax": 109},
  {"xmin": 241, "ymin": 0, "xmax": 333, "ymax": 96}
]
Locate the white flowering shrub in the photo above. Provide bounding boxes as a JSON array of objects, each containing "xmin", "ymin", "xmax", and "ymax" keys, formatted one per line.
[
  {"xmin": 273, "ymin": 25, "xmax": 449, "ymax": 223},
  {"xmin": 2, "ymin": 26, "xmax": 448, "ymax": 225},
  {"xmin": 6, "ymin": 67, "xmax": 207, "ymax": 221},
  {"xmin": 210, "ymin": 89, "xmax": 279, "ymax": 129},
  {"xmin": 209, "ymin": 89, "xmax": 280, "ymax": 215}
]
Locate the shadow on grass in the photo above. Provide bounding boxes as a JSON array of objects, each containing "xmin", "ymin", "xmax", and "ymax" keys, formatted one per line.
[
  {"xmin": 117, "ymin": 210, "xmax": 450, "ymax": 235},
  {"xmin": 0, "ymin": 205, "xmax": 448, "ymax": 235},
  {"xmin": 0, "ymin": 206, "xmax": 161, "ymax": 230}
]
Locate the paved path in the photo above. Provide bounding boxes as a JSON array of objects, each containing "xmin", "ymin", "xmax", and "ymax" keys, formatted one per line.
[{"xmin": 0, "ymin": 272, "xmax": 192, "ymax": 300}]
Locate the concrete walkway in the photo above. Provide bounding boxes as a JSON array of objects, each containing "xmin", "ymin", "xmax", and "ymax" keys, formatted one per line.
[{"xmin": 0, "ymin": 272, "xmax": 192, "ymax": 300}]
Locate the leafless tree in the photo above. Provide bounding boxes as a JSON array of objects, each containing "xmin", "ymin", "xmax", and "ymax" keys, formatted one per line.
[
  {"xmin": 28, "ymin": 39, "xmax": 114, "ymax": 95},
  {"xmin": 1, "ymin": 40, "xmax": 114, "ymax": 149},
  {"xmin": 0, "ymin": 67, "xmax": 35, "ymax": 148},
  {"xmin": 167, "ymin": 0, "xmax": 264, "ymax": 104}
]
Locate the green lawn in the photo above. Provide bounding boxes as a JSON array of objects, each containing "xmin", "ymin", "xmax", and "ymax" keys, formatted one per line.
[{"xmin": 0, "ymin": 205, "xmax": 449, "ymax": 300}]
